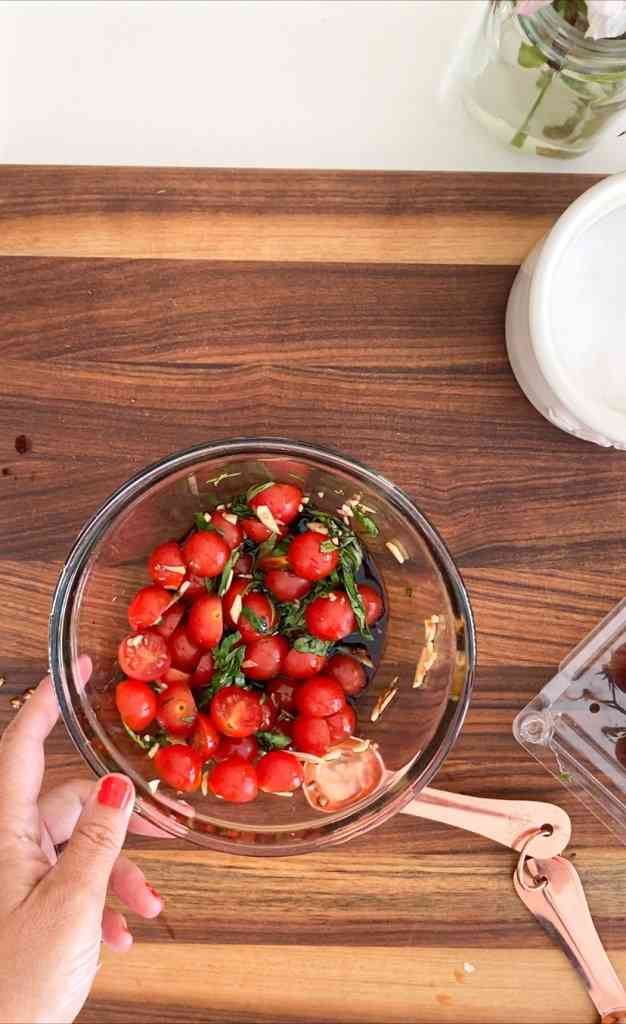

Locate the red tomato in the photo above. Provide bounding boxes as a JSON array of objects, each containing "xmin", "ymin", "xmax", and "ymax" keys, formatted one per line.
[
  {"xmin": 162, "ymin": 667, "xmax": 192, "ymax": 687},
  {"xmin": 128, "ymin": 585, "xmax": 173, "ymax": 632},
  {"xmin": 283, "ymin": 647, "xmax": 327, "ymax": 679},
  {"xmin": 242, "ymin": 518, "xmax": 288, "ymax": 544},
  {"xmin": 182, "ymin": 531, "xmax": 230, "ymax": 578},
  {"xmin": 210, "ymin": 686, "xmax": 263, "ymax": 738},
  {"xmin": 305, "ymin": 592, "xmax": 356, "ymax": 641},
  {"xmin": 157, "ymin": 683, "xmax": 198, "ymax": 738},
  {"xmin": 291, "ymin": 715, "xmax": 331, "ymax": 756},
  {"xmin": 295, "ymin": 675, "xmax": 346, "ymax": 717},
  {"xmin": 222, "ymin": 578, "xmax": 251, "ymax": 629},
  {"xmin": 326, "ymin": 653, "xmax": 367, "ymax": 696},
  {"xmin": 266, "ymin": 676, "xmax": 299, "ymax": 713},
  {"xmin": 190, "ymin": 713, "xmax": 221, "ymax": 760},
  {"xmin": 154, "ymin": 744, "xmax": 202, "ymax": 792},
  {"xmin": 153, "ymin": 602, "xmax": 185, "ymax": 639},
  {"xmin": 257, "ymin": 751, "xmax": 304, "ymax": 793},
  {"xmin": 118, "ymin": 631, "xmax": 171, "ymax": 682},
  {"xmin": 258, "ymin": 697, "xmax": 278, "ymax": 731},
  {"xmin": 214, "ymin": 734, "xmax": 259, "ymax": 763},
  {"xmin": 233, "ymin": 552, "xmax": 254, "ymax": 576},
  {"xmin": 211, "ymin": 510, "xmax": 244, "ymax": 551},
  {"xmin": 238, "ymin": 592, "xmax": 275, "ymax": 644},
  {"xmin": 288, "ymin": 531, "xmax": 339, "ymax": 581},
  {"xmin": 208, "ymin": 756, "xmax": 258, "ymax": 803},
  {"xmin": 249, "ymin": 483, "xmax": 303, "ymax": 525},
  {"xmin": 115, "ymin": 679, "xmax": 157, "ymax": 731},
  {"xmin": 181, "ymin": 574, "xmax": 206, "ymax": 602},
  {"xmin": 148, "ymin": 540, "xmax": 187, "ymax": 590},
  {"xmin": 187, "ymin": 593, "xmax": 223, "ymax": 648},
  {"xmin": 257, "ymin": 550, "xmax": 290, "ymax": 572},
  {"xmin": 168, "ymin": 624, "xmax": 202, "ymax": 672},
  {"xmin": 243, "ymin": 635, "xmax": 289, "ymax": 681},
  {"xmin": 326, "ymin": 704, "xmax": 356, "ymax": 743},
  {"xmin": 358, "ymin": 584, "xmax": 384, "ymax": 625},
  {"xmin": 190, "ymin": 650, "xmax": 214, "ymax": 688},
  {"xmin": 264, "ymin": 569, "xmax": 311, "ymax": 602}
]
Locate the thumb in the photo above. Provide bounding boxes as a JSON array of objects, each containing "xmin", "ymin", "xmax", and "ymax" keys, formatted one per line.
[{"xmin": 53, "ymin": 774, "xmax": 135, "ymax": 903}]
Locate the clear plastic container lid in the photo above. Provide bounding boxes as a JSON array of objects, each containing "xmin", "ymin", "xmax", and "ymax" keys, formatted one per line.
[{"xmin": 514, "ymin": 597, "xmax": 626, "ymax": 845}]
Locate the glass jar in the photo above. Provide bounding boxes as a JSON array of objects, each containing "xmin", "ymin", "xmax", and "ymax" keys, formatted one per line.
[{"xmin": 463, "ymin": 1, "xmax": 626, "ymax": 158}]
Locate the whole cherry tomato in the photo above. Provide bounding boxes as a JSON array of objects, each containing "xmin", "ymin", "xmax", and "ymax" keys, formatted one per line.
[
  {"xmin": 190, "ymin": 650, "xmax": 215, "ymax": 688},
  {"xmin": 154, "ymin": 744, "xmax": 203, "ymax": 792},
  {"xmin": 181, "ymin": 574, "xmax": 206, "ymax": 602},
  {"xmin": 283, "ymin": 647, "xmax": 327, "ymax": 679},
  {"xmin": 128, "ymin": 585, "xmax": 173, "ymax": 632},
  {"xmin": 291, "ymin": 715, "xmax": 331, "ymax": 756},
  {"xmin": 208, "ymin": 756, "xmax": 258, "ymax": 803},
  {"xmin": 156, "ymin": 683, "xmax": 198, "ymax": 738},
  {"xmin": 266, "ymin": 677, "xmax": 299, "ymax": 714},
  {"xmin": 241, "ymin": 517, "xmax": 274, "ymax": 544},
  {"xmin": 210, "ymin": 686, "xmax": 263, "ymax": 738},
  {"xmin": 357, "ymin": 584, "xmax": 384, "ymax": 625},
  {"xmin": 190, "ymin": 713, "xmax": 221, "ymax": 760},
  {"xmin": 326, "ymin": 704, "xmax": 356, "ymax": 743},
  {"xmin": 118, "ymin": 631, "xmax": 171, "ymax": 682},
  {"xmin": 168, "ymin": 623, "xmax": 202, "ymax": 672},
  {"xmin": 187, "ymin": 593, "xmax": 223, "ymax": 648},
  {"xmin": 305, "ymin": 592, "xmax": 356, "ymax": 641},
  {"xmin": 288, "ymin": 531, "xmax": 339, "ymax": 581},
  {"xmin": 249, "ymin": 483, "xmax": 303, "ymax": 525},
  {"xmin": 264, "ymin": 569, "xmax": 311, "ymax": 603},
  {"xmin": 326, "ymin": 653, "xmax": 367, "ymax": 696},
  {"xmin": 214, "ymin": 734, "xmax": 259, "ymax": 762},
  {"xmin": 243, "ymin": 635, "xmax": 289, "ymax": 681},
  {"xmin": 210, "ymin": 509, "xmax": 244, "ymax": 550},
  {"xmin": 256, "ymin": 751, "xmax": 304, "ymax": 793},
  {"xmin": 148, "ymin": 540, "xmax": 187, "ymax": 590},
  {"xmin": 295, "ymin": 676, "xmax": 346, "ymax": 717},
  {"xmin": 153, "ymin": 602, "xmax": 185, "ymax": 639},
  {"xmin": 182, "ymin": 530, "xmax": 230, "ymax": 578},
  {"xmin": 115, "ymin": 679, "xmax": 157, "ymax": 731},
  {"xmin": 238, "ymin": 592, "xmax": 275, "ymax": 644}
]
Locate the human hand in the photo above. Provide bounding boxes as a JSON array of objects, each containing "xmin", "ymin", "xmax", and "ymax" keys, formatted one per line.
[{"xmin": 0, "ymin": 658, "xmax": 164, "ymax": 1024}]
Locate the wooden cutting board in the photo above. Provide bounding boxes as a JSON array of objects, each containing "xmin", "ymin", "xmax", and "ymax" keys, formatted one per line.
[{"xmin": 1, "ymin": 166, "xmax": 625, "ymax": 1024}]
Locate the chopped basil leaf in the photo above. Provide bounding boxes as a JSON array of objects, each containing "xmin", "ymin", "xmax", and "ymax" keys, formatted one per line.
[
  {"xmin": 340, "ymin": 548, "xmax": 371, "ymax": 638},
  {"xmin": 320, "ymin": 539, "xmax": 337, "ymax": 553},
  {"xmin": 257, "ymin": 730, "xmax": 292, "ymax": 750},
  {"xmin": 194, "ymin": 513, "xmax": 217, "ymax": 532},
  {"xmin": 228, "ymin": 494, "xmax": 252, "ymax": 517},
  {"xmin": 198, "ymin": 632, "xmax": 246, "ymax": 703},
  {"xmin": 241, "ymin": 605, "xmax": 270, "ymax": 634},
  {"xmin": 258, "ymin": 532, "xmax": 278, "ymax": 559},
  {"xmin": 247, "ymin": 480, "xmax": 275, "ymax": 501},
  {"xmin": 277, "ymin": 599, "xmax": 306, "ymax": 634},
  {"xmin": 293, "ymin": 635, "xmax": 332, "ymax": 656},
  {"xmin": 352, "ymin": 506, "xmax": 379, "ymax": 538},
  {"xmin": 204, "ymin": 577, "xmax": 215, "ymax": 593},
  {"xmin": 217, "ymin": 546, "xmax": 241, "ymax": 597},
  {"xmin": 122, "ymin": 721, "xmax": 150, "ymax": 749}
]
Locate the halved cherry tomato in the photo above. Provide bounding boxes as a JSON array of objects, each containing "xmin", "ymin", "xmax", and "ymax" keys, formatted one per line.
[
  {"xmin": 162, "ymin": 667, "xmax": 192, "ymax": 687},
  {"xmin": 214, "ymin": 734, "xmax": 259, "ymax": 763},
  {"xmin": 291, "ymin": 715, "xmax": 331, "ymax": 756},
  {"xmin": 326, "ymin": 653, "xmax": 367, "ymax": 696},
  {"xmin": 288, "ymin": 531, "xmax": 339, "ymax": 581},
  {"xmin": 243, "ymin": 635, "xmax": 289, "ymax": 681},
  {"xmin": 190, "ymin": 713, "xmax": 221, "ymax": 760},
  {"xmin": 210, "ymin": 686, "xmax": 263, "ymax": 738},
  {"xmin": 283, "ymin": 647, "xmax": 327, "ymax": 679},
  {"xmin": 305, "ymin": 591, "xmax": 356, "ymax": 640},
  {"xmin": 295, "ymin": 676, "xmax": 346, "ymax": 717},
  {"xmin": 233, "ymin": 552, "xmax": 254, "ymax": 576},
  {"xmin": 265, "ymin": 676, "xmax": 299, "ymax": 713},
  {"xmin": 187, "ymin": 593, "xmax": 223, "ymax": 648},
  {"xmin": 153, "ymin": 602, "xmax": 185, "ymax": 639},
  {"xmin": 190, "ymin": 650, "xmax": 214, "ymax": 688},
  {"xmin": 258, "ymin": 697, "xmax": 278, "ymax": 731},
  {"xmin": 128, "ymin": 585, "xmax": 173, "ymax": 632},
  {"xmin": 222, "ymin": 577, "xmax": 251, "ymax": 629},
  {"xmin": 249, "ymin": 483, "xmax": 303, "ymax": 525},
  {"xmin": 208, "ymin": 756, "xmax": 258, "ymax": 803},
  {"xmin": 326, "ymin": 704, "xmax": 356, "ymax": 743},
  {"xmin": 168, "ymin": 624, "xmax": 202, "ymax": 672},
  {"xmin": 264, "ymin": 569, "xmax": 311, "ymax": 602},
  {"xmin": 238, "ymin": 592, "xmax": 275, "ymax": 644},
  {"xmin": 257, "ymin": 750, "xmax": 304, "ymax": 793},
  {"xmin": 182, "ymin": 531, "xmax": 230, "ymax": 578},
  {"xmin": 211, "ymin": 510, "xmax": 244, "ymax": 551},
  {"xmin": 358, "ymin": 584, "xmax": 384, "ymax": 625},
  {"xmin": 148, "ymin": 540, "xmax": 187, "ymax": 590},
  {"xmin": 154, "ymin": 744, "xmax": 202, "ymax": 792},
  {"xmin": 115, "ymin": 679, "xmax": 157, "ymax": 731},
  {"xmin": 156, "ymin": 683, "xmax": 197, "ymax": 738},
  {"xmin": 242, "ymin": 518, "xmax": 289, "ymax": 544},
  {"xmin": 118, "ymin": 631, "xmax": 171, "ymax": 681}
]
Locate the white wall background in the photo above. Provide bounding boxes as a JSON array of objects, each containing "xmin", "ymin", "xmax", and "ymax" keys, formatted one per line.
[{"xmin": 1, "ymin": 0, "xmax": 625, "ymax": 172}]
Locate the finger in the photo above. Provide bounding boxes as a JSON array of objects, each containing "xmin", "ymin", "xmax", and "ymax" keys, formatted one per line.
[
  {"xmin": 109, "ymin": 854, "xmax": 163, "ymax": 919},
  {"xmin": 102, "ymin": 907, "xmax": 133, "ymax": 953},
  {"xmin": 40, "ymin": 778, "xmax": 173, "ymax": 845}
]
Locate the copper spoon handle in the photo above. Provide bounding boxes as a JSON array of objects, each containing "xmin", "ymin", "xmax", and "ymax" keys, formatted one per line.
[{"xmin": 399, "ymin": 786, "xmax": 571, "ymax": 858}]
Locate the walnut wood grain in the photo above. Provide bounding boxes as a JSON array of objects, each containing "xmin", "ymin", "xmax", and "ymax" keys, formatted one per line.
[{"xmin": 0, "ymin": 166, "xmax": 621, "ymax": 1024}]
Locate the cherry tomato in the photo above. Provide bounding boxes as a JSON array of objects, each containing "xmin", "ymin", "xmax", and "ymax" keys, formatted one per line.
[
  {"xmin": 222, "ymin": 578, "xmax": 251, "ymax": 629},
  {"xmin": 327, "ymin": 653, "xmax": 367, "ymax": 696},
  {"xmin": 295, "ymin": 675, "xmax": 346, "ymax": 717},
  {"xmin": 258, "ymin": 697, "xmax": 278, "ymax": 731},
  {"xmin": 118, "ymin": 631, "xmax": 171, "ymax": 681},
  {"xmin": 211, "ymin": 510, "xmax": 244, "ymax": 551},
  {"xmin": 233, "ymin": 552, "xmax": 254, "ymax": 576},
  {"xmin": 168, "ymin": 623, "xmax": 202, "ymax": 672},
  {"xmin": 358, "ymin": 584, "xmax": 384, "ymax": 625},
  {"xmin": 148, "ymin": 540, "xmax": 187, "ymax": 590},
  {"xmin": 288, "ymin": 531, "xmax": 339, "ymax": 581},
  {"xmin": 153, "ymin": 602, "xmax": 185, "ymax": 639},
  {"xmin": 115, "ymin": 679, "xmax": 157, "ymax": 731},
  {"xmin": 208, "ymin": 756, "xmax": 258, "ymax": 803},
  {"xmin": 242, "ymin": 517, "xmax": 288, "ymax": 544},
  {"xmin": 305, "ymin": 591, "xmax": 356, "ymax": 641},
  {"xmin": 243, "ymin": 635, "xmax": 289, "ymax": 681},
  {"xmin": 128, "ymin": 585, "xmax": 173, "ymax": 632},
  {"xmin": 291, "ymin": 715, "xmax": 331, "ymax": 756},
  {"xmin": 154, "ymin": 744, "xmax": 202, "ymax": 792},
  {"xmin": 326, "ymin": 704, "xmax": 357, "ymax": 743},
  {"xmin": 181, "ymin": 574, "xmax": 206, "ymax": 602},
  {"xmin": 182, "ymin": 530, "xmax": 230, "ymax": 578},
  {"xmin": 257, "ymin": 750, "xmax": 304, "ymax": 793},
  {"xmin": 162, "ymin": 667, "xmax": 192, "ymax": 687},
  {"xmin": 190, "ymin": 713, "xmax": 221, "ymax": 760},
  {"xmin": 249, "ymin": 483, "xmax": 303, "ymax": 525},
  {"xmin": 210, "ymin": 685, "xmax": 263, "ymax": 738},
  {"xmin": 238, "ymin": 592, "xmax": 275, "ymax": 644},
  {"xmin": 191, "ymin": 650, "xmax": 215, "ymax": 688},
  {"xmin": 264, "ymin": 569, "xmax": 311, "ymax": 602},
  {"xmin": 257, "ymin": 550, "xmax": 290, "ymax": 572},
  {"xmin": 187, "ymin": 593, "xmax": 223, "ymax": 648},
  {"xmin": 283, "ymin": 647, "xmax": 327, "ymax": 679},
  {"xmin": 266, "ymin": 676, "xmax": 299, "ymax": 713},
  {"xmin": 156, "ymin": 683, "xmax": 198, "ymax": 738},
  {"xmin": 214, "ymin": 734, "xmax": 259, "ymax": 763}
]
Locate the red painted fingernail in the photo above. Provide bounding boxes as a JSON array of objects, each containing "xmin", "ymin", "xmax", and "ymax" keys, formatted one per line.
[
  {"xmin": 146, "ymin": 884, "xmax": 162, "ymax": 902},
  {"xmin": 98, "ymin": 775, "xmax": 132, "ymax": 810}
]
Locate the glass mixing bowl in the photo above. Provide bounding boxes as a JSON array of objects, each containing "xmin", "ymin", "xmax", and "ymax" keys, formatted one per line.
[{"xmin": 49, "ymin": 439, "xmax": 475, "ymax": 855}]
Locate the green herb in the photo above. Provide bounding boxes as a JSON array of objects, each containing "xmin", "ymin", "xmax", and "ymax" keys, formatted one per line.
[
  {"xmin": 517, "ymin": 41, "xmax": 545, "ymax": 69},
  {"xmin": 320, "ymin": 539, "xmax": 337, "ymax": 553},
  {"xmin": 256, "ymin": 730, "xmax": 292, "ymax": 751},
  {"xmin": 257, "ymin": 532, "xmax": 278, "ymax": 559},
  {"xmin": 341, "ymin": 546, "xmax": 371, "ymax": 638},
  {"xmin": 277, "ymin": 599, "xmax": 306, "ymax": 634},
  {"xmin": 204, "ymin": 577, "xmax": 215, "ymax": 593},
  {"xmin": 352, "ymin": 506, "xmax": 379, "ymax": 538},
  {"xmin": 228, "ymin": 493, "xmax": 252, "ymax": 517},
  {"xmin": 122, "ymin": 721, "xmax": 150, "ymax": 749},
  {"xmin": 217, "ymin": 546, "xmax": 242, "ymax": 597},
  {"xmin": 241, "ymin": 605, "xmax": 270, "ymax": 634},
  {"xmin": 293, "ymin": 635, "xmax": 332, "ymax": 656},
  {"xmin": 194, "ymin": 512, "xmax": 217, "ymax": 532},
  {"xmin": 198, "ymin": 632, "xmax": 246, "ymax": 704},
  {"xmin": 558, "ymin": 770, "xmax": 574, "ymax": 783},
  {"xmin": 247, "ymin": 480, "xmax": 275, "ymax": 501}
]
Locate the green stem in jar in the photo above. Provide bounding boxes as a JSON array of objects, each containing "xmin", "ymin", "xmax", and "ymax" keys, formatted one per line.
[{"xmin": 511, "ymin": 69, "xmax": 555, "ymax": 148}]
